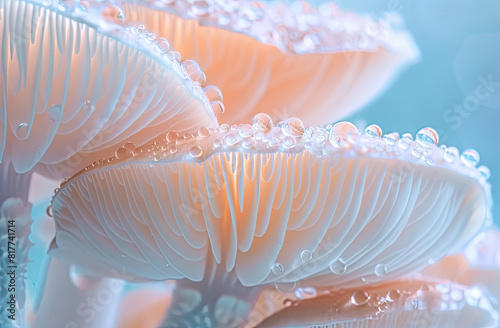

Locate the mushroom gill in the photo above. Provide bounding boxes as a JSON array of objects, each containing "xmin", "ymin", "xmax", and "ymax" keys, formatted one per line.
[
  {"xmin": 50, "ymin": 116, "xmax": 492, "ymax": 327},
  {"xmin": 121, "ymin": 0, "xmax": 419, "ymax": 125},
  {"xmin": 0, "ymin": 0, "xmax": 222, "ymax": 324}
]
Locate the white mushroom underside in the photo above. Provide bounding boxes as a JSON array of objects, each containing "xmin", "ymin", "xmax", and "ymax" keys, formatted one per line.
[
  {"xmin": 0, "ymin": 0, "xmax": 217, "ymax": 176},
  {"xmin": 51, "ymin": 150, "xmax": 488, "ymax": 289}
]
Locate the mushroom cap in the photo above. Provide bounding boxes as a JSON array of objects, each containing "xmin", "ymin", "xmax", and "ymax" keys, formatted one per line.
[
  {"xmin": 50, "ymin": 117, "xmax": 492, "ymax": 290},
  {"xmin": 253, "ymin": 279, "xmax": 499, "ymax": 327},
  {"xmin": 121, "ymin": 0, "xmax": 419, "ymax": 125},
  {"xmin": 0, "ymin": 0, "xmax": 218, "ymax": 177}
]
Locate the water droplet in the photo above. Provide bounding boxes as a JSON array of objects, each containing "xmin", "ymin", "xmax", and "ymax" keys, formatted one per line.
[
  {"xmin": 132, "ymin": 148, "xmax": 143, "ymax": 157},
  {"xmin": 123, "ymin": 142, "xmax": 135, "ymax": 151},
  {"xmin": 478, "ymin": 165, "xmax": 490, "ymax": 179},
  {"xmin": 365, "ymin": 124, "xmax": 382, "ymax": 138},
  {"xmin": 191, "ymin": 0, "xmax": 213, "ymax": 16},
  {"xmin": 329, "ymin": 258, "xmax": 347, "ymax": 275},
  {"xmin": 282, "ymin": 136, "xmax": 296, "ymax": 149},
  {"xmin": 411, "ymin": 147, "xmax": 423, "ymax": 159},
  {"xmin": 211, "ymin": 101, "xmax": 225, "ymax": 116},
  {"xmin": 461, "ymin": 149, "xmax": 480, "ymax": 167},
  {"xmin": 383, "ymin": 132, "xmax": 399, "ymax": 145},
  {"xmin": 416, "ymin": 127, "xmax": 439, "ymax": 147},
  {"xmin": 242, "ymin": 138, "xmax": 255, "ymax": 148},
  {"xmin": 374, "ymin": 264, "xmax": 386, "ymax": 277},
  {"xmin": 225, "ymin": 133, "xmax": 239, "ymax": 145},
  {"xmin": 294, "ymin": 287, "xmax": 317, "ymax": 300},
  {"xmin": 252, "ymin": 113, "xmax": 273, "ymax": 133},
  {"xmin": 213, "ymin": 140, "xmax": 221, "ymax": 148},
  {"xmin": 166, "ymin": 132, "xmax": 178, "ymax": 142},
  {"xmin": 158, "ymin": 37, "xmax": 170, "ymax": 52},
  {"xmin": 181, "ymin": 60, "xmax": 206, "ymax": 84},
  {"xmin": 404, "ymin": 298, "xmax": 418, "ymax": 310},
  {"xmin": 238, "ymin": 124, "xmax": 253, "ymax": 137},
  {"xmin": 219, "ymin": 124, "xmax": 230, "ymax": 133},
  {"xmin": 189, "ymin": 146, "xmax": 202, "ymax": 158},
  {"xmin": 300, "ymin": 250, "xmax": 312, "ymax": 263},
  {"xmin": 16, "ymin": 123, "xmax": 29, "ymax": 139},
  {"xmin": 271, "ymin": 263, "xmax": 284, "ymax": 275},
  {"xmin": 197, "ymin": 127, "xmax": 210, "ymax": 138},
  {"xmin": 386, "ymin": 289, "xmax": 401, "ymax": 302},
  {"xmin": 282, "ymin": 117, "xmax": 305, "ymax": 137},
  {"xmin": 46, "ymin": 205, "xmax": 53, "ymax": 217},
  {"xmin": 167, "ymin": 51, "xmax": 181, "ymax": 62},
  {"xmin": 402, "ymin": 133, "xmax": 413, "ymax": 140},
  {"xmin": 170, "ymin": 147, "xmax": 178, "ymax": 154},
  {"xmin": 443, "ymin": 146, "xmax": 459, "ymax": 162},
  {"xmin": 203, "ymin": 85, "xmax": 223, "ymax": 102},
  {"xmin": 351, "ymin": 290, "xmax": 369, "ymax": 305},
  {"xmin": 46, "ymin": 105, "xmax": 62, "ymax": 122},
  {"xmin": 329, "ymin": 121, "xmax": 358, "ymax": 146},
  {"xmin": 274, "ymin": 281, "xmax": 297, "ymax": 293},
  {"xmin": 115, "ymin": 147, "xmax": 129, "ymax": 159}
]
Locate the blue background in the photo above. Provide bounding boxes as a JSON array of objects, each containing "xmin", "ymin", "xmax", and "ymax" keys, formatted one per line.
[{"xmin": 326, "ymin": 0, "xmax": 500, "ymax": 225}]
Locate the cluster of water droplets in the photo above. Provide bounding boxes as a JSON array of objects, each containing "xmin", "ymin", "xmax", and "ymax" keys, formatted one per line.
[
  {"xmin": 124, "ymin": 24, "xmax": 224, "ymax": 115},
  {"xmin": 279, "ymin": 281, "xmax": 491, "ymax": 324},
  {"xmin": 73, "ymin": 116, "xmax": 490, "ymax": 190},
  {"xmin": 133, "ymin": 0, "xmax": 399, "ymax": 55}
]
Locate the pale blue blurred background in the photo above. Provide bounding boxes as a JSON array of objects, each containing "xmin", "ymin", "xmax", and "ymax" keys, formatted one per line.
[{"xmin": 325, "ymin": 0, "xmax": 500, "ymax": 225}]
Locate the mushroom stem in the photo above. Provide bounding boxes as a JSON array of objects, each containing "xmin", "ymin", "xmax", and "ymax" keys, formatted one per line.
[
  {"xmin": 0, "ymin": 161, "xmax": 33, "ymax": 326},
  {"xmin": 0, "ymin": 160, "xmax": 32, "ymax": 205},
  {"xmin": 158, "ymin": 261, "xmax": 263, "ymax": 328}
]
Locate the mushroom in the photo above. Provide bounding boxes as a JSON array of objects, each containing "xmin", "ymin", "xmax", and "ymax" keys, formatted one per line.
[
  {"xmin": 0, "ymin": 0, "xmax": 220, "ymax": 324},
  {"xmin": 254, "ymin": 279, "xmax": 499, "ymax": 327},
  {"xmin": 50, "ymin": 116, "xmax": 491, "ymax": 326},
  {"xmin": 121, "ymin": 0, "xmax": 419, "ymax": 124}
]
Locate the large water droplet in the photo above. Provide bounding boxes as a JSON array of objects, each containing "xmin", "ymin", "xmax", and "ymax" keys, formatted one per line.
[
  {"xmin": 167, "ymin": 51, "xmax": 181, "ymax": 62},
  {"xmin": 238, "ymin": 124, "xmax": 253, "ymax": 138},
  {"xmin": 219, "ymin": 123, "xmax": 230, "ymax": 133},
  {"xmin": 478, "ymin": 165, "xmax": 491, "ymax": 179},
  {"xmin": 443, "ymin": 146, "xmax": 459, "ymax": 162},
  {"xmin": 132, "ymin": 148, "xmax": 143, "ymax": 157},
  {"xmin": 365, "ymin": 124, "xmax": 382, "ymax": 138},
  {"xmin": 16, "ymin": 123, "xmax": 29, "ymax": 140},
  {"xmin": 282, "ymin": 117, "xmax": 305, "ymax": 137},
  {"xmin": 329, "ymin": 258, "xmax": 347, "ymax": 275},
  {"xmin": 386, "ymin": 289, "xmax": 401, "ymax": 302},
  {"xmin": 294, "ymin": 287, "xmax": 317, "ymax": 300},
  {"xmin": 197, "ymin": 127, "xmax": 210, "ymax": 138},
  {"xmin": 383, "ymin": 132, "xmax": 399, "ymax": 145},
  {"xmin": 329, "ymin": 121, "xmax": 358, "ymax": 146},
  {"xmin": 252, "ymin": 113, "xmax": 273, "ymax": 133},
  {"xmin": 282, "ymin": 136, "xmax": 296, "ymax": 149},
  {"xmin": 123, "ymin": 142, "xmax": 135, "ymax": 151},
  {"xmin": 158, "ymin": 37, "xmax": 170, "ymax": 52},
  {"xmin": 300, "ymin": 250, "xmax": 312, "ymax": 263},
  {"xmin": 115, "ymin": 147, "xmax": 129, "ymax": 159},
  {"xmin": 374, "ymin": 264, "xmax": 386, "ymax": 277},
  {"xmin": 189, "ymin": 146, "xmax": 202, "ymax": 158},
  {"xmin": 203, "ymin": 85, "xmax": 223, "ymax": 102},
  {"xmin": 271, "ymin": 263, "xmax": 284, "ymax": 275},
  {"xmin": 181, "ymin": 60, "xmax": 206, "ymax": 84},
  {"xmin": 416, "ymin": 127, "xmax": 439, "ymax": 147},
  {"xmin": 166, "ymin": 132, "xmax": 178, "ymax": 142},
  {"xmin": 211, "ymin": 101, "xmax": 225, "ymax": 116},
  {"xmin": 461, "ymin": 149, "xmax": 480, "ymax": 167},
  {"xmin": 225, "ymin": 133, "xmax": 239, "ymax": 145},
  {"xmin": 351, "ymin": 290, "xmax": 369, "ymax": 306},
  {"xmin": 274, "ymin": 281, "xmax": 296, "ymax": 293}
]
